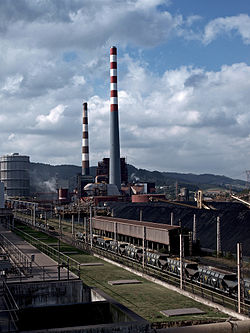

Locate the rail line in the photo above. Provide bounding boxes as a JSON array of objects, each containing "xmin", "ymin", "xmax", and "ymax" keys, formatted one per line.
[{"xmin": 13, "ymin": 213, "xmax": 250, "ymax": 317}]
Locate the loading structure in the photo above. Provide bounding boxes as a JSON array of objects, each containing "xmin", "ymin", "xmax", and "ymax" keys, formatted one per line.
[{"xmin": 92, "ymin": 216, "xmax": 180, "ymax": 254}]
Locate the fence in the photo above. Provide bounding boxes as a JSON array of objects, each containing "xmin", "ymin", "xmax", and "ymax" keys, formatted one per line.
[
  {"xmin": 0, "ymin": 281, "xmax": 19, "ymax": 332},
  {"xmin": 0, "ymin": 233, "xmax": 31, "ymax": 276},
  {"xmin": 13, "ymin": 227, "xmax": 81, "ymax": 279}
]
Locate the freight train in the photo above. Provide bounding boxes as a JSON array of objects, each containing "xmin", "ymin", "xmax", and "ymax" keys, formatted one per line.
[{"xmin": 88, "ymin": 235, "xmax": 250, "ymax": 303}]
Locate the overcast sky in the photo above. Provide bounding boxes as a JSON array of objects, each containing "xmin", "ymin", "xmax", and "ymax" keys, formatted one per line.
[{"xmin": 0, "ymin": 0, "xmax": 250, "ymax": 179}]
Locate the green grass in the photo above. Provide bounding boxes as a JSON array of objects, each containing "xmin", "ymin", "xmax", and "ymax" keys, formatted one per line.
[
  {"xmin": 14, "ymin": 220, "xmax": 228, "ymax": 324},
  {"xmin": 74, "ymin": 255, "xmax": 227, "ymax": 323}
]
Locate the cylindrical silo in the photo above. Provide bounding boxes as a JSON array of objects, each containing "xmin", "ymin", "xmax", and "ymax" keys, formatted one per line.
[
  {"xmin": 58, "ymin": 188, "xmax": 69, "ymax": 203},
  {"xmin": 0, "ymin": 153, "xmax": 30, "ymax": 197}
]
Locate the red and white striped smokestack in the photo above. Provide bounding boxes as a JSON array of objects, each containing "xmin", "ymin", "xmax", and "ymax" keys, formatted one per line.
[
  {"xmin": 109, "ymin": 46, "xmax": 121, "ymax": 189},
  {"xmin": 82, "ymin": 102, "xmax": 90, "ymax": 176},
  {"xmin": 110, "ymin": 47, "xmax": 118, "ymax": 112}
]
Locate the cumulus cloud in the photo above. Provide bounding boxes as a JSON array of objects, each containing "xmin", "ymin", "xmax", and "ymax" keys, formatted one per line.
[
  {"xmin": 72, "ymin": 75, "xmax": 86, "ymax": 86},
  {"xmin": 0, "ymin": 0, "xmax": 249, "ymax": 178},
  {"xmin": 1, "ymin": 74, "xmax": 23, "ymax": 94},
  {"xmin": 203, "ymin": 14, "xmax": 250, "ymax": 45},
  {"xmin": 87, "ymin": 60, "xmax": 250, "ymax": 176},
  {"xmin": 0, "ymin": 0, "xmax": 182, "ymax": 50},
  {"xmin": 36, "ymin": 104, "xmax": 66, "ymax": 128}
]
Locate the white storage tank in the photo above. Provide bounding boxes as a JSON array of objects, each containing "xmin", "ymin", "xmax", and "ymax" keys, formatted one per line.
[{"xmin": 0, "ymin": 153, "xmax": 30, "ymax": 197}]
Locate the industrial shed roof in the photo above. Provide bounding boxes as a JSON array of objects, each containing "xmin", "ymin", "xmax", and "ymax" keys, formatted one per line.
[{"xmin": 94, "ymin": 216, "xmax": 180, "ymax": 231}]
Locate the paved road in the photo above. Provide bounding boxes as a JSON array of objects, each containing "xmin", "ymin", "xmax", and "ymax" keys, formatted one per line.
[{"xmin": 0, "ymin": 224, "xmax": 78, "ymax": 282}]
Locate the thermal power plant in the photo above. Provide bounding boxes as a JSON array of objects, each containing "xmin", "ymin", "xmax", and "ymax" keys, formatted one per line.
[
  {"xmin": 1, "ymin": 43, "xmax": 250, "ymax": 333},
  {"xmin": 82, "ymin": 102, "xmax": 90, "ymax": 176},
  {"xmin": 109, "ymin": 46, "xmax": 121, "ymax": 190},
  {"xmin": 0, "ymin": 153, "xmax": 30, "ymax": 197}
]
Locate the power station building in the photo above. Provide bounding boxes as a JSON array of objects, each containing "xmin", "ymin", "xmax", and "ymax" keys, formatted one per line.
[
  {"xmin": 0, "ymin": 153, "xmax": 30, "ymax": 197},
  {"xmin": 96, "ymin": 157, "xmax": 128, "ymax": 184}
]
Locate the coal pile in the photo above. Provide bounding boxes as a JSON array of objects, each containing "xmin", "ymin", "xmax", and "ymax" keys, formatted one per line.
[{"xmin": 107, "ymin": 202, "xmax": 250, "ymax": 256}]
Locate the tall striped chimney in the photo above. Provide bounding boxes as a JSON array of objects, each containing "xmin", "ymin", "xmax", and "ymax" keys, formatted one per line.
[
  {"xmin": 109, "ymin": 46, "xmax": 121, "ymax": 190},
  {"xmin": 82, "ymin": 102, "xmax": 90, "ymax": 176}
]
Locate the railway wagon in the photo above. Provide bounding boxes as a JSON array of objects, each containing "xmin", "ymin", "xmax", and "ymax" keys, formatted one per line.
[
  {"xmin": 124, "ymin": 245, "xmax": 142, "ymax": 260},
  {"xmin": 197, "ymin": 267, "xmax": 237, "ymax": 294},
  {"xmin": 146, "ymin": 252, "xmax": 168, "ymax": 268},
  {"xmin": 108, "ymin": 241, "xmax": 129, "ymax": 255},
  {"xmin": 109, "ymin": 240, "xmax": 118, "ymax": 253},
  {"xmin": 95, "ymin": 237, "xmax": 112, "ymax": 249},
  {"xmin": 166, "ymin": 258, "xmax": 199, "ymax": 279},
  {"xmin": 118, "ymin": 242, "xmax": 129, "ymax": 255}
]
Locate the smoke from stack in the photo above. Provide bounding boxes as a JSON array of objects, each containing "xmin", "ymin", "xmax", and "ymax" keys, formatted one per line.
[
  {"xmin": 82, "ymin": 102, "xmax": 90, "ymax": 176},
  {"xmin": 109, "ymin": 46, "xmax": 121, "ymax": 190}
]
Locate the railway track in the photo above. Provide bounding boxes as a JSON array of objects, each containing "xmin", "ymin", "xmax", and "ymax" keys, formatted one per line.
[{"xmin": 14, "ymin": 213, "xmax": 250, "ymax": 317}]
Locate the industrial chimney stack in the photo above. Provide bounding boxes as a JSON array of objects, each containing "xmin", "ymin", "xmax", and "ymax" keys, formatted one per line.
[
  {"xmin": 109, "ymin": 46, "xmax": 121, "ymax": 190},
  {"xmin": 82, "ymin": 102, "xmax": 90, "ymax": 176}
]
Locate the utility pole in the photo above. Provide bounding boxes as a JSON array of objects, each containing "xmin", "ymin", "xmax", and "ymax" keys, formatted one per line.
[
  {"xmin": 84, "ymin": 217, "xmax": 87, "ymax": 243},
  {"xmin": 71, "ymin": 214, "xmax": 74, "ymax": 237},
  {"xmin": 142, "ymin": 226, "xmax": 146, "ymax": 269},
  {"xmin": 89, "ymin": 206, "xmax": 93, "ymax": 249},
  {"xmin": 193, "ymin": 214, "xmax": 197, "ymax": 243},
  {"xmin": 59, "ymin": 214, "xmax": 62, "ymax": 236},
  {"xmin": 179, "ymin": 233, "xmax": 184, "ymax": 289},
  {"xmin": 216, "ymin": 216, "xmax": 221, "ymax": 257},
  {"xmin": 170, "ymin": 212, "xmax": 174, "ymax": 226},
  {"xmin": 237, "ymin": 243, "xmax": 243, "ymax": 314},
  {"xmin": 33, "ymin": 204, "xmax": 36, "ymax": 226},
  {"xmin": 188, "ymin": 231, "xmax": 193, "ymax": 256},
  {"xmin": 114, "ymin": 221, "xmax": 118, "ymax": 252},
  {"xmin": 197, "ymin": 190, "xmax": 203, "ymax": 209},
  {"xmin": 139, "ymin": 209, "xmax": 143, "ymax": 222}
]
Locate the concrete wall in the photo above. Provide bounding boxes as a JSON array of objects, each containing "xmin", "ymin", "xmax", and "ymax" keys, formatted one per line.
[
  {"xmin": 91, "ymin": 288, "xmax": 150, "ymax": 331},
  {"xmin": 15, "ymin": 286, "xmax": 150, "ymax": 333},
  {"xmin": 156, "ymin": 320, "xmax": 250, "ymax": 333},
  {"xmin": 8, "ymin": 279, "xmax": 89, "ymax": 308},
  {"xmin": 91, "ymin": 288, "xmax": 106, "ymax": 302}
]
